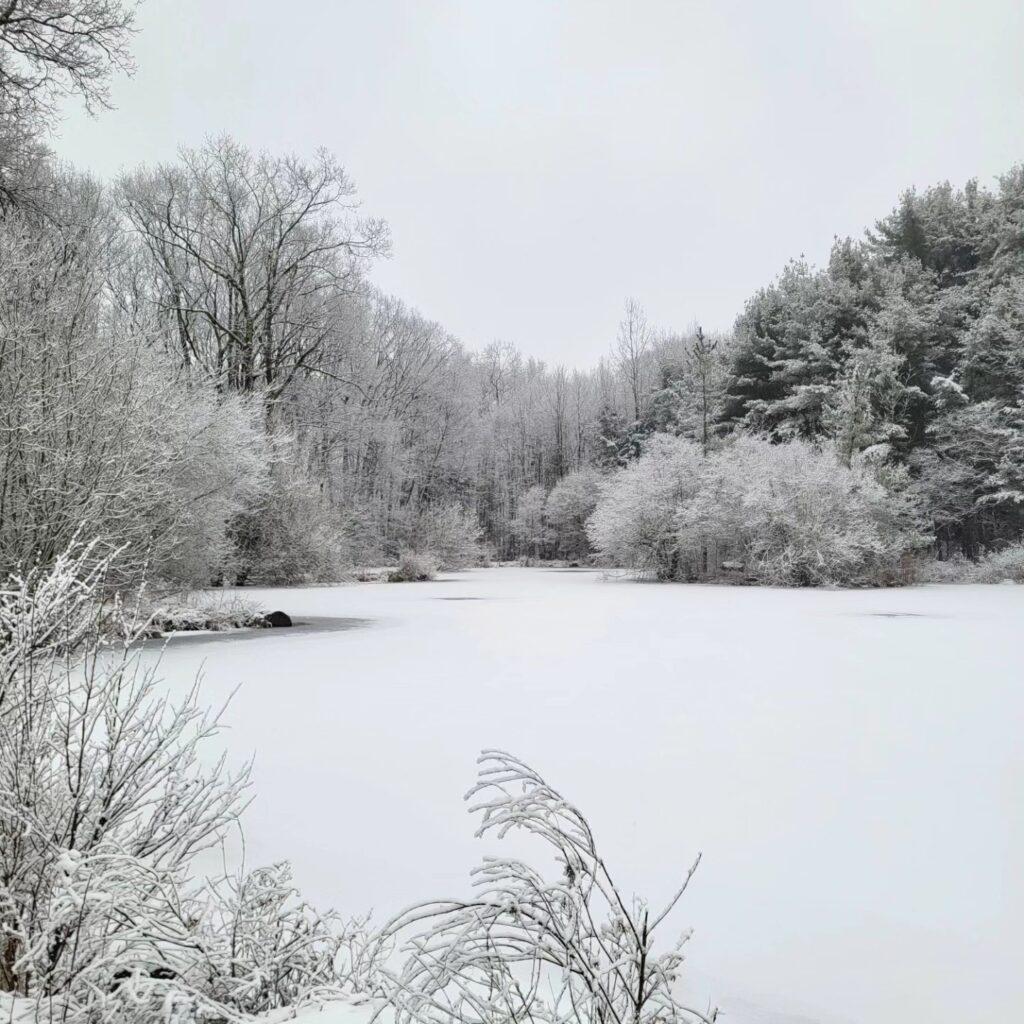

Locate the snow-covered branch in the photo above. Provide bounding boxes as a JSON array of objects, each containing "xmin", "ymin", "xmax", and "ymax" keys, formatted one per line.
[{"xmin": 374, "ymin": 751, "xmax": 715, "ymax": 1024}]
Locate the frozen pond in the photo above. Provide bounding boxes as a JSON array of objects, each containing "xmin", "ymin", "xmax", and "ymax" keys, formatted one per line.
[{"xmin": 152, "ymin": 568, "xmax": 1024, "ymax": 1024}]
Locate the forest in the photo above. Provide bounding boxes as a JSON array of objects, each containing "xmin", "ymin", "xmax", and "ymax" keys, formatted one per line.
[
  {"xmin": 0, "ymin": 6, "xmax": 1022, "ymax": 590},
  {"xmin": 1, "ymin": 4, "xmax": 1022, "ymax": 1024},
  {"xmin": 7, "ymin": 132, "xmax": 1024, "ymax": 588}
]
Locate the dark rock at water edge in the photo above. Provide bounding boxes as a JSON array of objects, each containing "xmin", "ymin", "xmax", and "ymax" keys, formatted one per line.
[{"xmin": 260, "ymin": 610, "xmax": 293, "ymax": 628}]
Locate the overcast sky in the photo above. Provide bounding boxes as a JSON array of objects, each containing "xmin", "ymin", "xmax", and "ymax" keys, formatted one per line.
[{"xmin": 52, "ymin": 0, "xmax": 1024, "ymax": 366}]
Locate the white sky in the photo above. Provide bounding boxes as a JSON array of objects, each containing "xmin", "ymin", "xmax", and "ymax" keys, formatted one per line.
[{"xmin": 52, "ymin": 0, "xmax": 1024, "ymax": 366}]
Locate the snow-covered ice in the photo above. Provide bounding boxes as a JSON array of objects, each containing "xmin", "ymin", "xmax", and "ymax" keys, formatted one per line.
[{"xmin": 149, "ymin": 568, "xmax": 1024, "ymax": 1024}]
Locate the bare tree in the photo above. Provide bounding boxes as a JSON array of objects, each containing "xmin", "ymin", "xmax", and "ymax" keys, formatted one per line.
[
  {"xmin": 118, "ymin": 136, "xmax": 390, "ymax": 403},
  {"xmin": 0, "ymin": 0, "xmax": 135, "ymax": 119},
  {"xmin": 615, "ymin": 298, "xmax": 652, "ymax": 423},
  {"xmin": 480, "ymin": 340, "xmax": 521, "ymax": 408},
  {"xmin": 0, "ymin": 0, "xmax": 136, "ymax": 204},
  {"xmin": 550, "ymin": 364, "xmax": 569, "ymax": 479},
  {"xmin": 571, "ymin": 369, "xmax": 593, "ymax": 469}
]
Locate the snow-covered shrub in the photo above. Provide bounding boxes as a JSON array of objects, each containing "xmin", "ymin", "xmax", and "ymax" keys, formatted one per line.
[
  {"xmin": 587, "ymin": 435, "xmax": 703, "ymax": 577},
  {"xmin": 232, "ymin": 458, "xmax": 351, "ymax": 585},
  {"xmin": 0, "ymin": 541, "xmax": 249, "ymax": 1013},
  {"xmin": 195, "ymin": 863, "xmax": 344, "ymax": 1016},
  {"xmin": 917, "ymin": 544, "xmax": 1024, "ymax": 584},
  {"xmin": 146, "ymin": 596, "xmax": 267, "ymax": 634},
  {"xmin": 0, "ymin": 538, "xmax": 113, "ymax": 696},
  {"xmin": 376, "ymin": 751, "xmax": 714, "ymax": 1024},
  {"xmin": 589, "ymin": 434, "xmax": 926, "ymax": 586},
  {"xmin": 336, "ymin": 495, "xmax": 389, "ymax": 570},
  {"xmin": 334, "ymin": 912, "xmax": 392, "ymax": 997},
  {"xmin": 676, "ymin": 437, "xmax": 926, "ymax": 586},
  {"xmin": 965, "ymin": 543, "xmax": 1024, "ymax": 583},
  {"xmin": 411, "ymin": 504, "xmax": 483, "ymax": 570},
  {"xmin": 0, "ymin": 539, "xmax": 378, "ymax": 1021},
  {"xmin": 388, "ymin": 551, "xmax": 440, "ymax": 582},
  {"xmin": 545, "ymin": 468, "xmax": 603, "ymax": 560},
  {"xmin": 192, "ymin": 870, "xmax": 393, "ymax": 1015},
  {"xmin": 914, "ymin": 554, "xmax": 972, "ymax": 584}
]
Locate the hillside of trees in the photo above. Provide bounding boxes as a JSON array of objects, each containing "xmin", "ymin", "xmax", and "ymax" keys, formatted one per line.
[
  {"xmin": 6, "ymin": 153, "xmax": 1022, "ymax": 586},
  {"xmin": 0, "ymin": 5, "xmax": 1022, "ymax": 589}
]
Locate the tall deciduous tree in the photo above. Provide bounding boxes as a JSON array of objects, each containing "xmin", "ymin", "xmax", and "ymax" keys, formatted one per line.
[
  {"xmin": 614, "ymin": 297, "xmax": 652, "ymax": 423},
  {"xmin": 118, "ymin": 137, "xmax": 389, "ymax": 402}
]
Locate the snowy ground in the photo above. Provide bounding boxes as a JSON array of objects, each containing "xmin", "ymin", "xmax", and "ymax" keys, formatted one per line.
[{"xmin": 149, "ymin": 568, "xmax": 1024, "ymax": 1024}]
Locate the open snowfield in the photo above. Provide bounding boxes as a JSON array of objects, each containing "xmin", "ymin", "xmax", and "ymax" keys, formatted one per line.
[{"xmin": 150, "ymin": 568, "xmax": 1024, "ymax": 1024}]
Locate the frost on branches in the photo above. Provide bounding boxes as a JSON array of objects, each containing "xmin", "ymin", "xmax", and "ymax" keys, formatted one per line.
[
  {"xmin": 588, "ymin": 434, "xmax": 928, "ymax": 585},
  {"xmin": 0, "ymin": 540, "xmax": 376, "ymax": 1023},
  {"xmin": 0, "ymin": 539, "xmax": 250, "ymax": 1019},
  {"xmin": 374, "ymin": 751, "xmax": 716, "ymax": 1024}
]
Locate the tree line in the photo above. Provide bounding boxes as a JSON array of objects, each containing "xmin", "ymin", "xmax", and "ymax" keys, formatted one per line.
[{"xmin": 1, "ymin": 1, "xmax": 1023, "ymax": 589}]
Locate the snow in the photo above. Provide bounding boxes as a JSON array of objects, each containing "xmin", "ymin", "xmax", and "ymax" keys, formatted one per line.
[
  {"xmin": 148, "ymin": 568, "xmax": 1024, "ymax": 1024},
  {"xmin": 265, "ymin": 998, "xmax": 388, "ymax": 1024},
  {"xmin": 0, "ymin": 994, "xmax": 35, "ymax": 1024}
]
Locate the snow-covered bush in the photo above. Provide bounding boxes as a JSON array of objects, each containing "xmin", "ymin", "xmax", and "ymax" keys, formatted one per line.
[
  {"xmin": 545, "ymin": 468, "xmax": 603, "ymax": 560},
  {"xmin": 388, "ymin": 551, "xmax": 440, "ymax": 582},
  {"xmin": 376, "ymin": 751, "xmax": 715, "ymax": 1024},
  {"xmin": 146, "ymin": 596, "xmax": 268, "ymax": 635},
  {"xmin": 3, "ymin": 547, "xmax": 234, "ymax": 1017},
  {"xmin": 0, "ymin": 541, "xmax": 251, "ymax": 1015},
  {"xmin": 231, "ymin": 458, "xmax": 351, "ymax": 585},
  {"xmin": 917, "ymin": 544, "xmax": 1024, "ymax": 584},
  {"xmin": 334, "ymin": 912, "xmax": 393, "ymax": 997},
  {"xmin": 410, "ymin": 504, "xmax": 483, "ymax": 570},
  {"xmin": 587, "ymin": 435, "xmax": 703, "ymax": 577},
  {"xmin": 0, "ymin": 538, "xmax": 113, "ymax": 698},
  {"xmin": 956, "ymin": 543, "xmax": 1024, "ymax": 583},
  {"xmin": 589, "ymin": 434, "xmax": 926, "ymax": 585},
  {"xmin": 192, "ymin": 869, "xmax": 394, "ymax": 1016},
  {"xmin": 195, "ymin": 863, "xmax": 344, "ymax": 1016},
  {"xmin": 914, "ymin": 555, "xmax": 971, "ymax": 583},
  {"xmin": 676, "ymin": 437, "xmax": 926, "ymax": 586},
  {"xmin": 0, "ymin": 539, "xmax": 379, "ymax": 1022}
]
